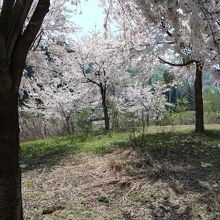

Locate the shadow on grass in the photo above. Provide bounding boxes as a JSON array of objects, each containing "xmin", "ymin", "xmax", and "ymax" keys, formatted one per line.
[
  {"xmin": 126, "ymin": 130, "xmax": 220, "ymax": 219},
  {"xmin": 21, "ymin": 129, "xmax": 220, "ymax": 218},
  {"xmin": 130, "ymin": 130, "xmax": 220, "ymax": 166}
]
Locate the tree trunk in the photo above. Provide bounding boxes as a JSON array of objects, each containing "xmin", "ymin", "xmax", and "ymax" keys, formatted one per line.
[
  {"xmin": 158, "ymin": 57, "xmax": 205, "ymax": 132},
  {"xmin": 100, "ymin": 87, "xmax": 110, "ymax": 130},
  {"xmin": 0, "ymin": 89, "xmax": 23, "ymax": 220},
  {"xmin": 0, "ymin": 1, "xmax": 50, "ymax": 218},
  {"xmin": 194, "ymin": 62, "xmax": 204, "ymax": 133},
  {"xmin": 103, "ymin": 102, "xmax": 110, "ymax": 130}
]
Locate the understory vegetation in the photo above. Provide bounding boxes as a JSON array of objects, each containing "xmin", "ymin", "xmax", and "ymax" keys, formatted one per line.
[{"xmin": 22, "ymin": 125, "xmax": 220, "ymax": 219}]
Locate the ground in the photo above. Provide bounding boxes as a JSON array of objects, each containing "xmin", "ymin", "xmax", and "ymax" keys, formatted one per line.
[{"xmin": 21, "ymin": 125, "xmax": 220, "ymax": 220}]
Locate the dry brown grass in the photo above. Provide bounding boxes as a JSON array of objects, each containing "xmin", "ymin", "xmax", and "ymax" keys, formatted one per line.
[{"xmin": 23, "ymin": 146, "xmax": 220, "ymax": 220}]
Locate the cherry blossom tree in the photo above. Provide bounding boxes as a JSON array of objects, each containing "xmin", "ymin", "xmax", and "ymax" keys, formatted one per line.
[
  {"xmin": 20, "ymin": 41, "xmax": 80, "ymax": 138},
  {"xmin": 74, "ymin": 34, "xmax": 131, "ymax": 130},
  {"xmin": 21, "ymin": 29, "xmax": 168, "ymax": 133},
  {"xmin": 125, "ymin": 84, "xmax": 167, "ymax": 123},
  {"xmin": 101, "ymin": 0, "xmax": 220, "ymax": 132},
  {"xmin": 18, "ymin": 0, "xmax": 81, "ymax": 138},
  {"xmin": 20, "ymin": 37, "xmax": 106, "ymax": 136}
]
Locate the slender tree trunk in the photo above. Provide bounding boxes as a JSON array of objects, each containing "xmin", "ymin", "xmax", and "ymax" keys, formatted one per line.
[
  {"xmin": 100, "ymin": 87, "xmax": 110, "ymax": 130},
  {"xmin": 195, "ymin": 62, "xmax": 204, "ymax": 133},
  {"xmin": 103, "ymin": 102, "xmax": 110, "ymax": 130},
  {"xmin": 146, "ymin": 114, "xmax": 150, "ymax": 126},
  {"xmin": 0, "ymin": 89, "xmax": 23, "ymax": 220},
  {"xmin": 66, "ymin": 115, "xmax": 73, "ymax": 135}
]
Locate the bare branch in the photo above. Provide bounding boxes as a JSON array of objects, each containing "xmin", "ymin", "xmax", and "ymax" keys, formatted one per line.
[
  {"xmin": 79, "ymin": 64, "xmax": 100, "ymax": 87},
  {"xmin": 31, "ymin": 29, "xmax": 44, "ymax": 51},
  {"xmin": 200, "ymin": 4, "xmax": 220, "ymax": 55},
  {"xmin": 158, "ymin": 57, "xmax": 196, "ymax": 67}
]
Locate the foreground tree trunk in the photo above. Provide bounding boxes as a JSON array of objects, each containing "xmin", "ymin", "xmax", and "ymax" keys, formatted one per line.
[
  {"xmin": 100, "ymin": 87, "xmax": 110, "ymax": 130},
  {"xmin": 0, "ymin": 1, "xmax": 50, "ymax": 218},
  {"xmin": 0, "ymin": 89, "xmax": 22, "ymax": 220},
  {"xmin": 195, "ymin": 62, "xmax": 204, "ymax": 133}
]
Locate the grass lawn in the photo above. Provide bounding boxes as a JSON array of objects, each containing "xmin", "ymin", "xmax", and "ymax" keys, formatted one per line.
[
  {"xmin": 21, "ymin": 131, "xmax": 131, "ymax": 169},
  {"xmin": 21, "ymin": 125, "xmax": 220, "ymax": 219}
]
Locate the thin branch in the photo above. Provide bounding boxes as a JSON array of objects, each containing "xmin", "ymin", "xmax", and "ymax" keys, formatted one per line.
[
  {"xmin": 117, "ymin": 0, "xmax": 133, "ymax": 30},
  {"xmin": 158, "ymin": 57, "xmax": 196, "ymax": 67},
  {"xmin": 31, "ymin": 29, "xmax": 44, "ymax": 51},
  {"xmin": 200, "ymin": 4, "xmax": 220, "ymax": 55},
  {"xmin": 80, "ymin": 65, "xmax": 100, "ymax": 87}
]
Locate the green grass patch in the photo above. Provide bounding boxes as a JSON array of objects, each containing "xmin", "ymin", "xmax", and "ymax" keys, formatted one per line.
[
  {"xmin": 21, "ymin": 125, "xmax": 220, "ymax": 170},
  {"xmin": 21, "ymin": 131, "xmax": 131, "ymax": 169},
  {"xmin": 96, "ymin": 194, "xmax": 110, "ymax": 203},
  {"xmin": 162, "ymin": 110, "xmax": 220, "ymax": 125}
]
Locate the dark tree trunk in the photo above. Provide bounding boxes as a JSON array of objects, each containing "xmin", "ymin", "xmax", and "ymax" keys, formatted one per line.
[
  {"xmin": 195, "ymin": 62, "xmax": 204, "ymax": 133},
  {"xmin": 0, "ymin": 1, "xmax": 50, "ymax": 218},
  {"xmin": 100, "ymin": 87, "xmax": 110, "ymax": 130},
  {"xmin": 65, "ymin": 115, "xmax": 74, "ymax": 135},
  {"xmin": 103, "ymin": 102, "xmax": 110, "ymax": 130},
  {"xmin": 158, "ymin": 57, "xmax": 205, "ymax": 133},
  {"xmin": 0, "ymin": 88, "xmax": 23, "ymax": 220}
]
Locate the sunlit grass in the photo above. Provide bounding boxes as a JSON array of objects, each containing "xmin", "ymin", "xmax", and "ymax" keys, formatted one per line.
[
  {"xmin": 21, "ymin": 124, "xmax": 220, "ymax": 169},
  {"xmin": 21, "ymin": 131, "xmax": 131, "ymax": 168}
]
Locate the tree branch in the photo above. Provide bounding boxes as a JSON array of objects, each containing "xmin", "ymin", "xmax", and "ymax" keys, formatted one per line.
[
  {"xmin": 6, "ymin": 0, "xmax": 34, "ymax": 58},
  {"xmin": 158, "ymin": 57, "xmax": 196, "ymax": 67},
  {"xmin": 80, "ymin": 64, "xmax": 100, "ymax": 87},
  {"xmin": 31, "ymin": 29, "xmax": 44, "ymax": 51},
  {"xmin": 0, "ymin": 1, "xmax": 14, "ymax": 34},
  {"xmin": 10, "ymin": 0, "xmax": 50, "ymax": 90}
]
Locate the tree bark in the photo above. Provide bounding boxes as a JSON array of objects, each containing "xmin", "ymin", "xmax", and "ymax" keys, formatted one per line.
[
  {"xmin": 103, "ymin": 102, "xmax": 110, "ymax": 130},
  {"xmin": 0, "ymin": 1, "xmax": 50, "ymax": 218},
  {"xmin": 100, "ymin": 87, "xmax": 110, "ymax": 130},
  {"xmin": 195, "ymin": 62, "xmax": 204, "ymax": 133},
  {"xmin": 0, "ymin": 88, "xmax": 23, "ymax": 220}
]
